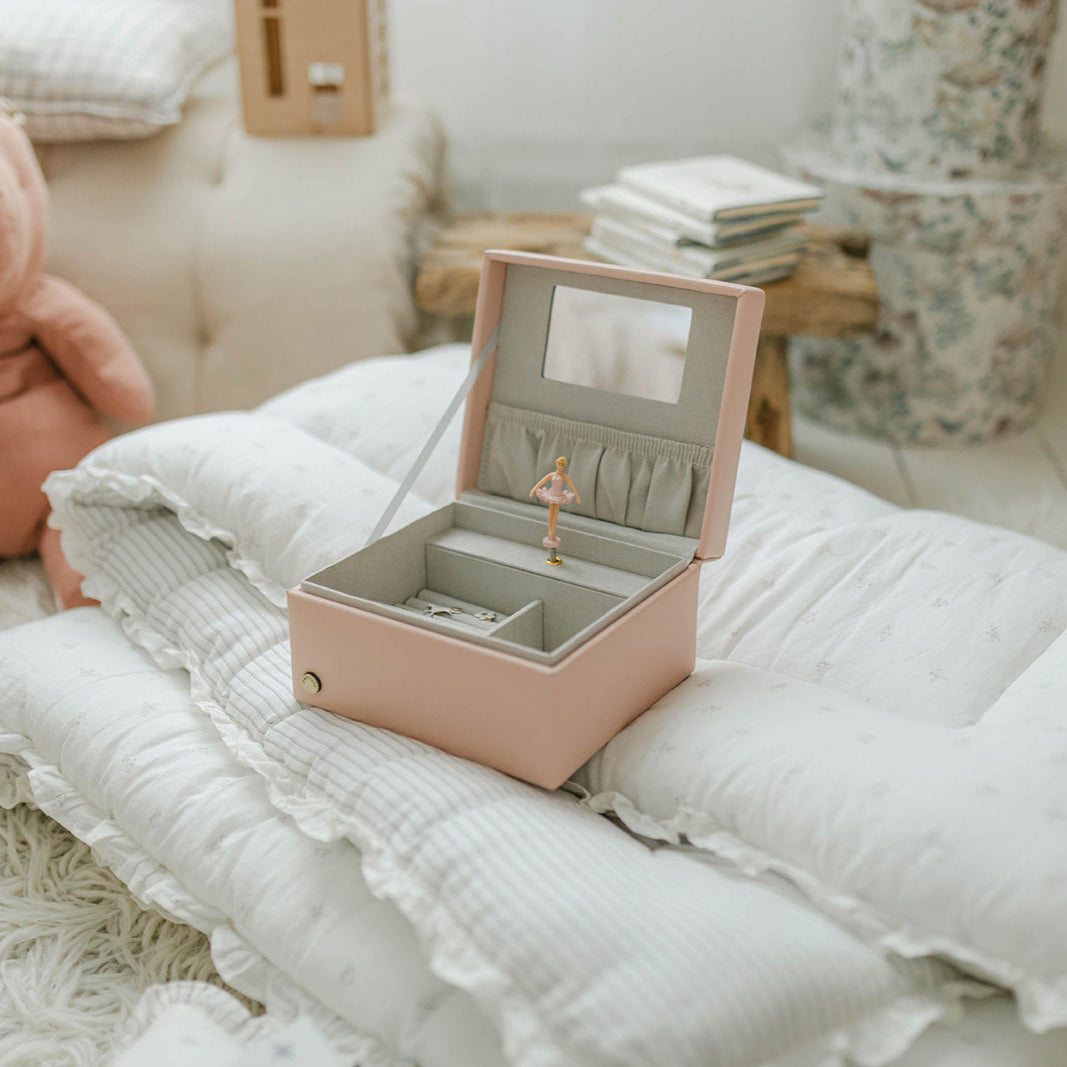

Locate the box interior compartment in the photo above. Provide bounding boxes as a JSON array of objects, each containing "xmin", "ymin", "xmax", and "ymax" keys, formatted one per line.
[{"xmin": 300, "ymin": 497, "xmax": 692, "ymax": 665}]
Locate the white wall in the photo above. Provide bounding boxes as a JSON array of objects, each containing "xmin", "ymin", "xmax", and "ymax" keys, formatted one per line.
[
  {"xmin": 390, "ymin": 0, "xmax": 844, "ymax": 210},
  {"xmin": 391, "ymin": 0, "xmax": 1067, "ymax": 213}
]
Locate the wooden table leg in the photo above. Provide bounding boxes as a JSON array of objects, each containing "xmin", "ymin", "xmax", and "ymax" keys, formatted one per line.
[{"xmin": 745, "ymin": 335, "xmax": 793, "ymax": 459}]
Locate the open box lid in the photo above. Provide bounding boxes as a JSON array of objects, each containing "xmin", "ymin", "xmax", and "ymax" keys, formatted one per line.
[{"xmin": 456, "ymin": 251, "xmax": 764, "ymax": 562}]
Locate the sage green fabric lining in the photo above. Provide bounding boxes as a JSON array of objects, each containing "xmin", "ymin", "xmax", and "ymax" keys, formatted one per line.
[{"xmin": 478, "ymin": 403, "xmax": 712, "ymax": 538}]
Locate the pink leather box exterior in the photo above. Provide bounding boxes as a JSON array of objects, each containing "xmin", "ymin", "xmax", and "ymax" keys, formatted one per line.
[
  {"xmin": 288, "ymin": 252, "xmax": 763, "ymax": 790},
  {"xmin": 289, "ymin": 564, "xmax": 700, "ymax": 789}
]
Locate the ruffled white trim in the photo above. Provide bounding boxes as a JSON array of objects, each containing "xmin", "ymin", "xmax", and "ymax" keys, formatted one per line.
[
  {"xmin": 585, "ymin": 790, "xmax": 1067, "ymax": 1034},
  {"xmin": 110, "ymin": 980, "xmax": 276, "ymax": 1059},
  {"xmin": 0, "ymin": 736, "xmax": 403, "ymax": 1067},
  {"xmin": 115, "ymin": 978, "xmax": 375, "ymax": 1062},
  {"xmin": 45, "ymin": 466, "xmax": 289, "ymax": 609}
]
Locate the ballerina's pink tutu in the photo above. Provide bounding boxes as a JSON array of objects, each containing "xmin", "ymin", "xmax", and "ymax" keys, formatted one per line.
[{"xmin": 535, "ymin": 474, "xmax": 575, "ymax": 506}]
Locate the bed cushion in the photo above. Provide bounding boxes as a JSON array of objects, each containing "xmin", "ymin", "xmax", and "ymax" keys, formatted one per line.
[
  {"xmin": 264, "ymin": 346, "xmax": 1067, "ymax": 1030},
  {"xmin": 112, "ymin": 984, "xmax": 347, "ymax": 1066},
  {"xmin": 26, "ymin": 347, "xmax": 985, "ymax": 1067},
  {"xmin": 112, "ymin": 983, "xmax": 1067, "ymax": 1067},
  {"xmin": 571, "ymin": 456, "xmax": 1067, "ymax": 1030},
  {"xmin": 33, "ymin": 503, "xmax": 966, "ymax": 1067},
  {"xmin": 18, "ymin": 343, "xmax": 1067, "ymax": 1059},
  {"xmin": 0, "ymin": 0, "xmax": 232, "ymax": 143},
  {"xmin": 580, "ymin": 649, "xmax": 1067, "ymax": 1029}
]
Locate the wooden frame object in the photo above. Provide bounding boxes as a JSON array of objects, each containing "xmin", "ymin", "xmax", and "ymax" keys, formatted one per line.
[{"xmin": 233, "ymin": 0, "xmax": 389, "ymax": 136}]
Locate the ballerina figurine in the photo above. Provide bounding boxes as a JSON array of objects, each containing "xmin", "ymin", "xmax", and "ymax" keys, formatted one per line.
[{"xmin": 529, "ymin": 456, "xmax": 581, "ymax": 565}]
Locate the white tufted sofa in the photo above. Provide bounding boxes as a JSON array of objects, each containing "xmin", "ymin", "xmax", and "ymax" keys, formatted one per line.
[{"xmin": 33, "ymin": 59, "xmax": 445, "ymax": 423}]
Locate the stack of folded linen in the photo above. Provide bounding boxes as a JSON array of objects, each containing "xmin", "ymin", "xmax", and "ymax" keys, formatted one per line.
[{"xmin": 581, "ymin": 155, "xmax": 824, "ymax": 284}]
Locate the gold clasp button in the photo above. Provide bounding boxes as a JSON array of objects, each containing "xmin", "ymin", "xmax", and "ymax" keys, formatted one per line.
[{"xmin": 301, "ymin": 671, "xmax": 322, "ymax": 695}]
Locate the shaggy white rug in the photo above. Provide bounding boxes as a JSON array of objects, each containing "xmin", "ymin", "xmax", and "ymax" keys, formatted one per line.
[{"xmin": 0, "ymin": 799, "xmax": 261, "ymax": 1066}]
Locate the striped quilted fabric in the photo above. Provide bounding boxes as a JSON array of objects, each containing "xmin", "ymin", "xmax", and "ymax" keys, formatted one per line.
[{"xmin": 0, "ymin": 0, "xmax": 231, "ymax": 142}]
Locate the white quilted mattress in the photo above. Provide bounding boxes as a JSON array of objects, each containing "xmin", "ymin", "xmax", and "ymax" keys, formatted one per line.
[{"xmin": 2, "ymin": 345, "xmax": 1066, "ymax": 1065}]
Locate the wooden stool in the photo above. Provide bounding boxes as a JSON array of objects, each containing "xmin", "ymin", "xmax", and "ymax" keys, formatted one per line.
[{"xmin": 415, "ymin": 214, "xmax": 879, "ymax": 458}]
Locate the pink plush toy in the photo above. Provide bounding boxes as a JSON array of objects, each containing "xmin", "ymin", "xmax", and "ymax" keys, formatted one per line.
[{"xmin": 0, "ymin": 105, "xmax": 154, "ymax": 609}]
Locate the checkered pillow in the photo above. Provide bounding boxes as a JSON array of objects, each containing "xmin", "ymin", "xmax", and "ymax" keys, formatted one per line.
[{"xmin": 0, "ymin": 0, "xmax": 232, "ymax": 142}]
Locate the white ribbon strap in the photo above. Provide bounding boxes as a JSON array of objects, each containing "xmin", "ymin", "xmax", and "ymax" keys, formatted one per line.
[{"xmin": 365, "ymin": 325, "xmax": 501, "ymax": 546}]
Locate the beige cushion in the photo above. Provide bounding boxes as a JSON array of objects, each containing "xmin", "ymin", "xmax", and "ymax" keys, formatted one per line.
[{"xmin": 36, "ymin": 60, "xmax": 444, "ymax": 422}]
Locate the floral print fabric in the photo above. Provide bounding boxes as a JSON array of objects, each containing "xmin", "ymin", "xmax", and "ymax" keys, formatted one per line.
[{"xmin": 783, "ymin": 132, "xmax": 1067, "ymax": 444}]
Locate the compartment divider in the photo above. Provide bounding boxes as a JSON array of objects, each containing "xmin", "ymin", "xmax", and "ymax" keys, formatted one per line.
[{"xmin": 488, "ymin": 599, "xmax": 544, "ymax": 650}]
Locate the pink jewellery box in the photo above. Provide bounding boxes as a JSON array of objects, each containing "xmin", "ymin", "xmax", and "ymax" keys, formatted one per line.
[{"xmin": 288, "ymin": 251, "xmax": 764, "ymax": 789}]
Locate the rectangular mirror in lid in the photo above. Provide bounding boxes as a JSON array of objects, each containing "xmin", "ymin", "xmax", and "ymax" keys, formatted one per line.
[
  {"xmin": 289, "ymin": 251, "xmax": 764, "ymax": 789},
  {"xmin": 541, "ymin": 285, "xmax": 692, "ymax": 403}
]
